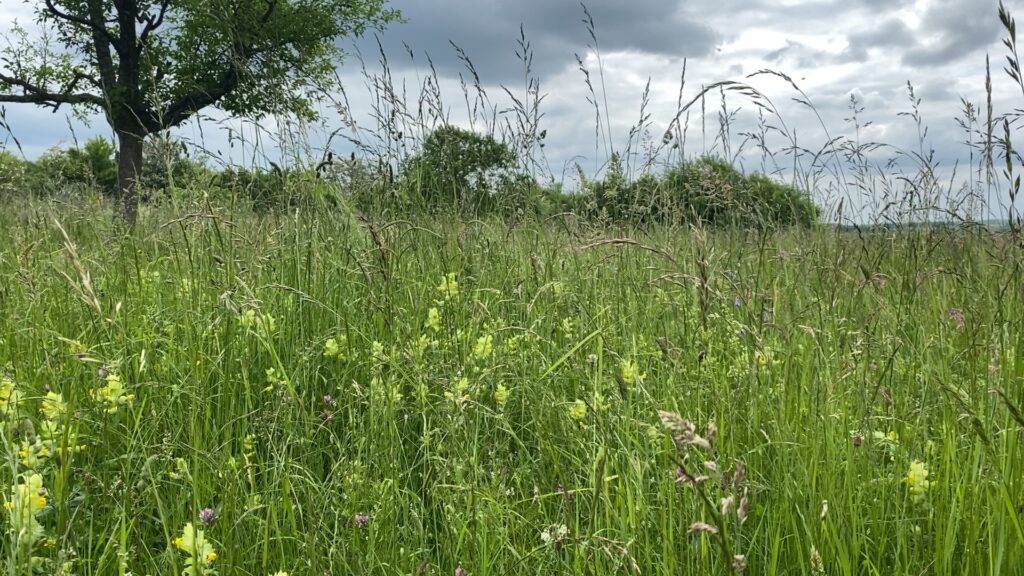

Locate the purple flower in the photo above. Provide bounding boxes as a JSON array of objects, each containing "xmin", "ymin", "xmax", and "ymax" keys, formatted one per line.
[
  {"xmin": 199, "ymin": 507, "xmax": 216, "ymax": 525},
  {"xmin": 948, "ymin": 308, "xmax": 965, "ymax": 331},
  {"xmin": 733, "ymin": 297, "xmax": 742, "ymax": 307},
  {"xmin": 454, "ymin": 564, "xmax": 467, "ymax": 576},
  {"xmin": 323, "ymin": 394, "xmax": 333, "ymax": 405},
  {"xmin": 354, "ymin": 513, "xmax": 369, "ymax": 528}
]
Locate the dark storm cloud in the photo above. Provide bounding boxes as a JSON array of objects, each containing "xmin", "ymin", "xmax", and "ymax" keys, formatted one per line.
[{"xmin": 351, "ymin": 0, "xmax": 719, "ymax": 83}]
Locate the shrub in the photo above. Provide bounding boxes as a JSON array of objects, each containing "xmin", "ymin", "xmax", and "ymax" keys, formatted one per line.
[
  {"xmin": 213, "ymin": 166, "xmax": 337, "ymax": 213},
  {"xmin": 318, "ymin": 154, "xmax": 398, "ymax": 214},
  {"xmin": 580, "ymin": 155, "xmax": 819, "ymax": 227},
  {"xmin": 141, "ymin": 135, "xmax": 208, "ymax": 200},
  {"xmin": 398, "ymin": 125, "xmax": 517, "ymax": 214},
  {"xmin": 0, "ymin": 150, "xmax": 27, "ymax": 198},
  {"xmin": 21, "ymin": 137, "xmax": 117, "ymax": 198}
]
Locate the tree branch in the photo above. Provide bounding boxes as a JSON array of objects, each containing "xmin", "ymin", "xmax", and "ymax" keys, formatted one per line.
[
  {"xmin": 1, "ymin": 71, "xmax": 104, "ymax": 108},
  {"xmin": 0, "ymin": 90, "xmax": 103, "ymax": 109},
  {"xmin": 86, "ymin": 0, "xmax": 118, "ymax": 91},
  {"xmin": 43, "ymin": 0, "xmax": 120, "ymax": 51},
  {"xmin": 0, "ymin": 92, "xmax": 101, "ymax": 106},
  {"xmin": 157, "ymin": 66, "xmax": 241, "ymax": 129},
  {"xmin": 0, "ymin": 72, "xmax": 46, "ymax": 95},
  {"xmin": 60, "ymin": 69, "xmax": 100, "ymax": 94},
  {"xmin": 261, "ymin": 0, "xmax": 278, "ymax": 23},
  {"xmin": 137, "ymin": 0, "xmax": 170, "ymax": 50}
]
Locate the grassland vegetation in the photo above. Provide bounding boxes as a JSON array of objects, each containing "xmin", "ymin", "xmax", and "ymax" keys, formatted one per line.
[{"xmin": 0, "ymin": 2, "xmax": 1024, "ymax": 575}]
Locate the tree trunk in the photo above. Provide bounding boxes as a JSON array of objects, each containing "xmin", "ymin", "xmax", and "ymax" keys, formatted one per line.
[{"xmin": 116, "ymin": 129, "xmax": 144, "ymax": 227}]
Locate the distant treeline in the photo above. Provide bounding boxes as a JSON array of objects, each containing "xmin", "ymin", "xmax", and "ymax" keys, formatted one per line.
[{"xmin": 1, "ymin": 126, "xmax": 818, "ymax": 227}]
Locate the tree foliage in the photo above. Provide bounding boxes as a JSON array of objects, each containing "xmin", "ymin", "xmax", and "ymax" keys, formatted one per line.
[
  {"xmin": 0, "ymin": 0, "xmax": 397, "ymax": 224},
  {"xmin": 399, "ymin": 125, "xmax": 518, "ymax": 213}
]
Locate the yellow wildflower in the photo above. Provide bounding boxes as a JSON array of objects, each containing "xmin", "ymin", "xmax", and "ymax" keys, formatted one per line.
[
  {"xmin": 425, "ymin": 307, "xmax": 442, "ymax": 332},
  {"xmin": 905, "ymin": 460, "xmax": 932, "ymax": 502},
  {"xmin": 618, "ymin": 359, "xmax": 645, "ymax": 387},
  {"xmin": 7, "ymin": 473, "xmax": 47, "ymax": 543},
  {"xmin": 444, "ymin": 377, "xmax": 471, "ymax": 407},
  {"xmin": 264, "ymin": 368, "xmax": 288, "ymax": 393},
  {"xmin": 560, "ymin": 318, "xmax": 574, "ymax": 338},
  {"xmin": 570, "ymin": 399, "xmax": 587, "ymax": 421},
  {"xmin": 472, "ymin": 335, "xmax": 494, "ymax": 360},
  {"xmin": 437, "ymin": 272, "xmax": 459, "ymax": 300},
  {"xmin": 40, "ymin": 391, "xmax": 67, "ymax": 420},
  {"xmin": 18, "ymin": 438, "xmax": 51, "ymax": 470},
  {"xmin": 239, "ymin": 309, "xmax": 276, "ymax": 333},
  {"xmin": 494, "ymin": 384, "xmax": 509, "ymax": 409},
  {"xmin": 412, "ymin": 334, "xmax": 435, "ymax": 357},
  {"xmin": 323, "ymin": 335, "xmax": 347, "ymax": 360},
  {"xmin": 174, "ymin": 522, "xmax": 217, "ymax": 574},
  {"xmin": 91, "ymin": 373, "xmax": 134, "ymax": 414},
  {"xmin": 0, "ymin": 376, "xmax": 25, "ymax": 421}
]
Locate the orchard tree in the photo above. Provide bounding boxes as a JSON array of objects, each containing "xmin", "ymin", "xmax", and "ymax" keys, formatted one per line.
[{"xmin": 0, "ymin": 0, "xmax": 396, "ymax": 225}]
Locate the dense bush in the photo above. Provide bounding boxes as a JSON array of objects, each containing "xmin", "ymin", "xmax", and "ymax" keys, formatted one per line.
[
  {"xmin": 212, "ymin": 166, "xmax": 342, "ymax": 213},
  {"xmin": 580, "ymin": 155, "xmax": 819, "ymax": 227},
  {"xmin": 0, "ymin": 150, "xmax": 26, "ymax": 198},
  {"xmin": 398, "ymin": 125, "xmax": 519, "ymax": 213},
  {"xmin": 12, "ymin": 137, "xmax": 118, "ymax": 198},
  {"xmin": 141, "ymin": 135, "xmax": 209, "ymax": 200}
]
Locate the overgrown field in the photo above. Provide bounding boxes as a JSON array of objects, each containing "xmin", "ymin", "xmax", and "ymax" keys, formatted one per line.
[{"xmin": 0, "ymin": 205, "xmax": 1022, "ymax": 575}]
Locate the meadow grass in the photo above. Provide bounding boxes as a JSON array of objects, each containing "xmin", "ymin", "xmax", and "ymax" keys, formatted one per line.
[{"xmin": 0, "ymin": 202, "xmax": 1021, "ymax": 575}]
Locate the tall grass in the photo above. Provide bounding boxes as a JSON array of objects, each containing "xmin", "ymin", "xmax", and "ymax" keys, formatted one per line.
[{"xmin": 0, "ymin": 202, "xmax": 1022, "ymax": 574}]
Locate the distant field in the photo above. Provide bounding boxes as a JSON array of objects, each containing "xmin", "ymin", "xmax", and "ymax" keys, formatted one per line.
[{"xmin": 0, "ymin": 204, "xmax": 1020, "ymax": 575}]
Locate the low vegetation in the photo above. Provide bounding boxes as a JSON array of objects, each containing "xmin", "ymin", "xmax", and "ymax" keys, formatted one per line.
[
  {"xmin": 2, "ymin": 2, "xmax": 1024, "ymax": 575},
  {"xmin": 0, "ymin": 206, "xmax": 1021, "ymax": 575}
]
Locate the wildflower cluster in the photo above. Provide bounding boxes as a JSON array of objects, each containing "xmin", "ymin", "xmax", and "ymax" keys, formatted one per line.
[
  {"xmin": 905, "ymin": 460, "xmax": 935, "ymax": 504},
  {"xmin": 854, "ymin": 428, "xmax": 937, "ymax": 508},
  {"xmin": 323, "ymin": 334, "xmax": 348, "ymax": 360},
  {"xmin": 436, "ymin": 272, "xmax": 460, "ymax": 302},
  {"xmin": 2, "ymin": 373, "xmax": 88, "ymax": 572},
  {"xmin": 91, "ymin": 372, "xmax": 134, "ymax": 414},
  {"xmin": 263, "ymin": 367, "xmax": 289, "ymax": 393},
  {"xmin": 425, "ymin": 307, "xmax": 442, "ymax": 332},
  {"xmin": 5, "ymin": 473, "xmax": 48, "ymax": 546},
  {"xmin": 1, "ymin": 375, "xmax": 24, "ymax": 420},
  {"xmin": 238, "ymin": 308, "xmax": 277, "ymax": 334},
  {"xmin": 540, "ymin": 523, "xmax": 569, "ymax": 550},
  {"xmin": 173, "ymin": 522, "xmax": 218, "ymax": 575}
]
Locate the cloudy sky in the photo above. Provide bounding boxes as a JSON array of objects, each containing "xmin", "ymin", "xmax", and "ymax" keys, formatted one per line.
[{"xmin": 2, "ymin": 0, "xmax": 1022, "ymax": 221}]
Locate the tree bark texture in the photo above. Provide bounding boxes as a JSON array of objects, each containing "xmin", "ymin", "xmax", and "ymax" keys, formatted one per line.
[{"xmin": 117, "ymin": 130, "xmax": 144, "ymax": 227}]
